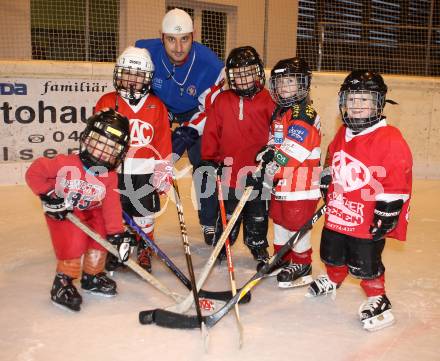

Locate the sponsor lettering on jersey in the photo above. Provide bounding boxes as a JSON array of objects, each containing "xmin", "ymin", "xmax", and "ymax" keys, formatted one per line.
[
  {"xmin": 274, "ymin": 123, "xmax": 284, "ymax": 144},
  {"xmin": 287, "ymin": 124, "xmax": 308, "ymax": 143},
  {"xmin": 58, "ymin": 178, "xmax": 106, "ymax": 210},
  {"xmin": 280, "ymin": 138, "xmax": 300, "ymax": 158},
  {"xmin": 130, "ymin": 119, "xmax": 154, "ymax": 146},
  {"xmin": 274, "ymin": 150, "xmax": 289, "ymax": 166},
  {"xmin": 326, "ymin": 191, "xmax": 365, "ymax": 228}
]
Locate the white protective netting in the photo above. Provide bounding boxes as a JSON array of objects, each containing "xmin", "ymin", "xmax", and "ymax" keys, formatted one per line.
[{"xmin": 0, "ymin": 0, "xmax": 439, "ymax": 76}]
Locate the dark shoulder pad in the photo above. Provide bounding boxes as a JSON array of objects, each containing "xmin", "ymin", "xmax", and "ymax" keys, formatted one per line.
[{"xmin": 290, "ymin": 102, "xmax": 317, "ymax": 126}]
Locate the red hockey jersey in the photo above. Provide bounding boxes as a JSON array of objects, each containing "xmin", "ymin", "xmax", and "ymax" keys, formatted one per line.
[
  {"xmin": 25, "ymin": 154, "xmax": 124, "ymax": 235},
  {"xmin": 201, "ymin": 88, "xmax": 275, "ymax": 188},
  {"xmin": 325, "ymin": 120, "xmax": 413, "ymax": 240},
  {"xmin": 95, "ymin": 92, "xmax": 171, "ymax": 174},
  {"xmin": 271, "ymin": 103, "xmax": 321, "ymax": 201}
]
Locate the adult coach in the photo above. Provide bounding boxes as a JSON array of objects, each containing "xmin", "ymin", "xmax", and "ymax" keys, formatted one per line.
[{"xmin": 135, "ymin": 8, "xmax": 224, "ymax": 244}]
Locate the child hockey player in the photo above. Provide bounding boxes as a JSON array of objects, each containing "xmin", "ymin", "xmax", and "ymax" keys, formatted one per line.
[
  {"xmin": 201, "ymin": 46, "xmax": 274, "ymax": 264},
  {"xmin": 307, "ymin": 70, "xmax": 412, "ymax": 331},
  {"xmin": 25, "ymin": 109, "xmax": 135, "ymax": 312},
  {"xmin": 95, "ymin": 46, "xmax": 172, "ymax": 273},
  {"xmin": 255, "ymin": 57, "xmax": 321, "ymax": 287}
]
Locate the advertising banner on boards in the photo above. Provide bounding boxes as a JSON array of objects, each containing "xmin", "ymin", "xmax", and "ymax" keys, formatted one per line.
[{"xmin": 0, "ymin": 78, "xmax": 112, "ymax": 162}]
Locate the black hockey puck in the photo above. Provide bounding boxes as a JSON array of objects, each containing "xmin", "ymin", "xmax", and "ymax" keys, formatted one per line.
[{"xmin": 139, "ymin": 310, "xmax": 155, "ymax": 325}]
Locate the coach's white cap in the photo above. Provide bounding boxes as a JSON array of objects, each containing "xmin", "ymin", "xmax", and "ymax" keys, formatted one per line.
[{"xmin": 161, "ymin": 8, "xmax": 193, "ymax": 34}]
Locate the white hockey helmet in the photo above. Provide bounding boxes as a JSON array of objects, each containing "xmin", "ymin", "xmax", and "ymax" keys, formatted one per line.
[
  {"xmin": 161, "ymin": 8, "xmax": 193, "ymax": 34},
  {"xmin": 113, "ymin": 46, "xmax": 154, "ymax": 102}
]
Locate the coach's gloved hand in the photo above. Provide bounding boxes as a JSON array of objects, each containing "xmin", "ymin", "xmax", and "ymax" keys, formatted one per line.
[
  {"xmin": 40, "ymin": 190, "xmax": 72, "ymax": 220},
  {"xmin": 369, "ymin": 199, "xmax": 404, "ymax": 240},
  {"xmin": 172, "ymin": 126, "xmax": 199, "ymax": 160},
  {"xmin": 107, "ymin": 232, "xmax": 136, "ymax": 263},
  {"xmin": 255, "ymin": 145, "xmax": 275, "ymax": 166},
  {"xmin": 319, "ymin": 167, "xmax": 332, "ymax": 200}
]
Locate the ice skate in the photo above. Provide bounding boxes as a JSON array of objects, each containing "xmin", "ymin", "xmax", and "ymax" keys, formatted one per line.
[
  {"xmin": 81, "ymin": 272, "xmax": 117, "ymax": 297},
  {"xmin": 251, "ymin": 247, "xmax": 269, "ymax": 263},
  {"xmin": 306, "ymin": 274, "xmax": 339, "ymax": 298},
  {"xmin": 277, "ymin": 263, "xmax": 313, "ymax": 288},
  {"xmin": 105, "ymin": 253, "xmax": 126, "ymax": 274},
  {"xmin": 359, "ymin": 294, "xmax": 395, "ymax": 331},
  {"xmin": 51, "ymin": 273, "xmax": 82, "ymax": 312},
  {"xmin": 137, "ymin": 244, "xmax": 153, "ymax": 273},
  {"xmin": 201, "ymin": 225, "xmax": 216, "ymax": 246}
]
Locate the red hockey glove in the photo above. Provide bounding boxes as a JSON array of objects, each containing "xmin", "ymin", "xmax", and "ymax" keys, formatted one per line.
[{"xmin": 152, "ymin": 162, "xmax": 173, "ymax": 194}]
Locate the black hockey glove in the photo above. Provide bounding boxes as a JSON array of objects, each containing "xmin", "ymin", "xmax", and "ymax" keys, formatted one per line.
[
  {"xmin": 255, "ymin": 145, "xmax": 275, "ymax": 166},
  {"xmin": 39, "ymin": 190, "xmax": 72, "ymax": 220},
  {"xmin": 369, "ymin": 199, "xmax": 404, "ymax": 240},
  {"xmin": 107, "ymin": 232, "xmax": 136, "ymax": 263},
  {"xmin": 172, "ymin": 126, "xmax": 199, "ymax": 160},
  {"xmin": 319, "ymin": 166, "xmax": 332, "ymax": 201},
  {"xmin": 198, "ymin": 160, "xmax": 225, "ymax": 177}
]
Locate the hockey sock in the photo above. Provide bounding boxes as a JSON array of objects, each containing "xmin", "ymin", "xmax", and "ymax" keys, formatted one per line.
[
  {"xmin": 326, "ymin": 264, "xmax": 349, "ymax": 284},
  {"xmin": 290, "ymin": 249, "xmax": 312, "ymax": 264},
  {"xmin": 83, "ymin": 249, "xmax": 106, "ymax": 275},
  {"xmin": 361, "ymin": 273, "xmax": 386, "ymax": 297},
  {"xmin": 56, "ymin": 258, "xmax": 81, "ymax": 279},
  {"xmin": 274, "ymin": 244, "xmax": 293, "ymax": 262}
]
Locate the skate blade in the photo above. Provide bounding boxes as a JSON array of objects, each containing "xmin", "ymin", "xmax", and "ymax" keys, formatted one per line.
[
  {"xmin": 362, "ymin": 310, "xmax": 395, "ymax": 331},
  {"xmin": 82, "ymin": 289, "xmax": 117, "ymax": 298},
  {"xmin": 51, "ymin": 300, "xmax": 81, "ymax": 313},
  {"xmin": 278, "ymin": 275, "xmax": 313, "ymax": 289}
]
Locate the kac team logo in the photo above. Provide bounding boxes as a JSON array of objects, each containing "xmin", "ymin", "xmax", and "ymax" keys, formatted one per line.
[
  {"xmin": 332, "ymin": 150, "xmax": 371, "ymax": 192},
  {"xmin": 129, "ymin": 119, "xmax": 154, "ymax": 146}
]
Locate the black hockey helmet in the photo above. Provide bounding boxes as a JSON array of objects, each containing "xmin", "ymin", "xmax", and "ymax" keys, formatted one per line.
[
  {"xmin": 225, "ymin": 46, "xmax": 265, "ymax": 97},
  {"xmin": 339, "ymin": 70, "xmax": 388, "ymax": 132},
  {"xmin": 79, "ymin": 108, "xmax": 130, "ymax": 170},
  {"xmin": 269, "ymin": 57, "xmax": 312, "ymax": 107}
]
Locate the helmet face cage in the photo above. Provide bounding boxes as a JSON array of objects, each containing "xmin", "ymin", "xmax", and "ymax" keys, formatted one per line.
[
  {"xmin": 339, "ymin": 90, "xmax": 385, "ymax": 132},
  {"xmin": 79, "ymin": 111, "xmax": 130, "ymax": 170},
  {"xmin": 269, "ymin": 72, "xmax": 310, "ymax": 107},
  {"xmin": 113, "ymin": 65, "xmax": 153, "ymax": 102},
  {"xmin": 227, "ymin": 64, "xmax": 265, "ymax": 97}
]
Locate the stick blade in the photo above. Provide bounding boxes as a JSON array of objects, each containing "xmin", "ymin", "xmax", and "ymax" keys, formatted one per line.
[
  {"xmin": 199, "ymin": 288, "xmax": 251, "ymax": 304},
  {"xmin": 139, "ymin": 309, "xmax": 204, "ymax": 329}
]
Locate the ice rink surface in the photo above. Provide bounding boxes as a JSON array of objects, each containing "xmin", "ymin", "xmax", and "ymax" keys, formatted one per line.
[{"xmin": 1, "ymin": 178, "xmax": 439, "ymax": 361}]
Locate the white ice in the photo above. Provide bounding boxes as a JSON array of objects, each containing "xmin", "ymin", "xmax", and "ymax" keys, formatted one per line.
[{"xmin": 1, "ymin": 177, "xmax": 439, "ymax": 361}]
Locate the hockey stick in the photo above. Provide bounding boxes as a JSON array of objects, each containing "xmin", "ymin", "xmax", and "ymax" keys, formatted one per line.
[
  {"xmin": 171, "ymin": 178, "xmax": 209, "ymax": 347},
  {"xmin": 139, "ymin": 204, "xmax": 326, "ymax": 328},
  {"xmin": 66, "ymin": 213, "xmax": 185, "ymax": 303},
  {"xmin": 216, "ymin": 174, "xmax": 244, "ymax": 348},
  {"xmin": 164, "ymin": 183, "xmax": 256, "ymax": 314},
  {"xmin": 123, "ymin": 211, "xmax": 251, "ymax": 310}
]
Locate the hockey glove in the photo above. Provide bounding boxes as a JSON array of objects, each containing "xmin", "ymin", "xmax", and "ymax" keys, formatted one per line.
[
  {"xmin": 152, "ymin": 161, "xmax": 173, "ymax": 194},
  {"xmin": 255, "ymin": 145, "xmax": 275, "ymax": 166},
  {"xmin": 198, "ymin": 160, "xmax": 224, "ymax": 177},
  {"xmin": 320, "ymin": 166, "xmax": 332, "ymax": 201},
  {"xmin": 40, "ymin": 190, "xmax": 72, "ymax": 220},
  {"xmin": 107, "ymin": 232, "xmax": 136, "ymax": 263},
  {"xmin": 369, "ymin": 199, "xmax": 404, "ymax": 240},
  {"xmin": 172, "ymin": 126, "xmax": 199, "ymax": 160}
]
